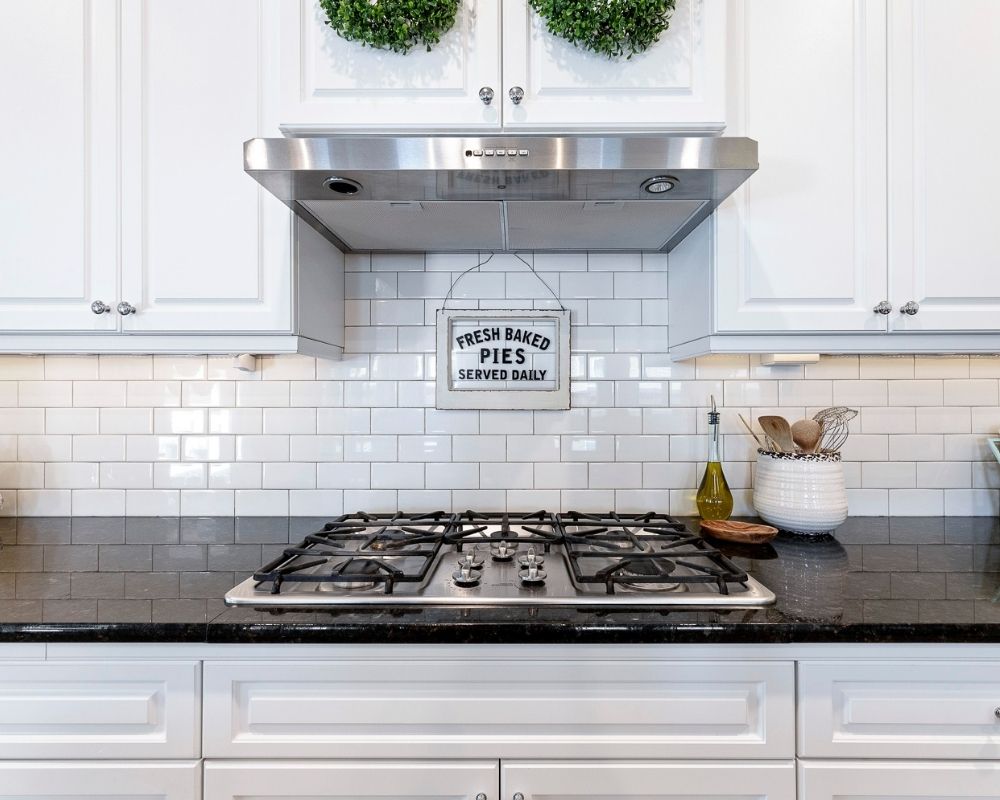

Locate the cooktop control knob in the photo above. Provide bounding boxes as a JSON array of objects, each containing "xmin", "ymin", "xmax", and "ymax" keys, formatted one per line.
[
  {"xmin": 518, "ymin": 546, "xmax": 544, "ymax": 568},
  {"xmin": 518, "ymin": 562, "xmax": 547, "ymax": 586},
  {"xmin": 458, "ymin": 548, "xmax": 484, "ymax": 570},
  {"xmin": 452, "ymin": 562, "xmax": 482, "ymax": 588}
]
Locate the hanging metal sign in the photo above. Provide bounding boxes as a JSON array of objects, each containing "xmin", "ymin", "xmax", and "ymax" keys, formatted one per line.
[{"xmin": 436, "ymin": 308, "xmax": 571, "ymax": 410}]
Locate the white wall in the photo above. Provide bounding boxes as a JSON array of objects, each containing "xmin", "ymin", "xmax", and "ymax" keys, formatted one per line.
[{"xmin": 0, "ymin": 251, "xmax": 997, "ymax": 517}]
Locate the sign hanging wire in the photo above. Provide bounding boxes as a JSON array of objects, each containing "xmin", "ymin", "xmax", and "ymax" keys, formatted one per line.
[{"xmin": 442, "ymin": 252, "xmax": 567, "ymax": 311}]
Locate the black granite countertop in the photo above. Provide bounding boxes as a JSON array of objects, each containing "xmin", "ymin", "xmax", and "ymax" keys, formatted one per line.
[{"xmin": 1, "ymin": 516, "xmax": 998, "ymax": 644}]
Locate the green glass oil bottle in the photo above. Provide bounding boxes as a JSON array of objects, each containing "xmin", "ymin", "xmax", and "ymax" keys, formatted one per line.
[{"xmin": 696, "ymin": 396, "xmax": 733, "ymax": 520}]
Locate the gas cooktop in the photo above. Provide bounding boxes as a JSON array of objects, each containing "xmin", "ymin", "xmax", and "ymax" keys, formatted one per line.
[{"xmin": 225, "ymin": 510, "xmax": 776, "ymax": 609}]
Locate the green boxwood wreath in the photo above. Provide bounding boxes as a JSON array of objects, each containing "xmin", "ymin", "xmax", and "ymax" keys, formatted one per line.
[
  {"xmin": 318, "ymin": 0, "xmax": 461, "ymax": 54},
  {"xmin": 529, "ymin": 0, "xmax": 676, "ymax": 59}
]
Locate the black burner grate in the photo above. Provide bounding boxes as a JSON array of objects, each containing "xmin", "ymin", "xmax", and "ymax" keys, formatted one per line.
[
  {"xmin": 253, "ymin": 511, "xmax": 451, "ymax": 595},
  {"xmin": 557, "ymin": 511, "xmax": 750, "ymax": 595},
  {"xmin": 445, "ymin": 510, "xmax": 561, "ymax": 552}
]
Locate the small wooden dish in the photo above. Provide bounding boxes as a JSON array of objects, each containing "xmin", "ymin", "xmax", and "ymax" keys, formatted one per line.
[{"xmin": 699, "ymin": 519, "xmax": 779, "ymax": 544}]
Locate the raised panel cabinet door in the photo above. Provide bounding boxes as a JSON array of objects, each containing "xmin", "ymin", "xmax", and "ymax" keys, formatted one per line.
[
  {"xmin": 119, "ymin": 0, "xmax": 292, "ymax": 333},
  {"xmin": 502, "ymin": 761, "xmax": 796, "ymax": 800},
  {"xmin": 798, "ymin": 661, "xmax": 1000, "ymax": 759},
  {"xmin": 799, "ymin": 761, "xmax": 1000, "ymax": 800},
  {"xmin": 273, "ymin": 0, "xmax": 502, "ymax": 132},
  {"xmin": 501, "ymin": 0, "xmax": 725, "ymax": 131},
  {"xmin": 204, "ymin": 761, "xmax": 499, "ymax": 800},
  {"xmin": 203, "ymin": 659, "xmax": 794, "ymax": 759},
  {"xmin": 713, "ymin": 0, "xmax": 889, "ymax": 333},
  {"xmin": 888, "ymin": 0, "xmax": 1000, "ymax": 332},
  {"xmin": 0, "ymin": 0, "xmax": 118, "ymax": 332},
  {"xmin": 0, "ymin": 660, "xmax": 200, "ymax": 759},
  {"xmin": 0, "ymin": 761, "xmax": 201, "ymax": 799}
]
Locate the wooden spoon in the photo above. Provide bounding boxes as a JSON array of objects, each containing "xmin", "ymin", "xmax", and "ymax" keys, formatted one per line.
[
  {"xmin": 758, "ymin": 415, "xmax": 794, "ymax": 453},
  {"xmin": 790, "ymin": 418, "xmax": 822, "ymax": 453}
]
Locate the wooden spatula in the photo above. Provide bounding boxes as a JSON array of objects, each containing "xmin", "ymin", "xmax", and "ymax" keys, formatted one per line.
[{"xmin": 759, "ymin": 415, "xmax": 794, "ymax": 453}]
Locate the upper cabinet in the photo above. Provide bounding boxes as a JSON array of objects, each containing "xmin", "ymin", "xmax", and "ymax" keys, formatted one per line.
[
  {"xmin": 0, "ymin": 0, "xmax": 344, "ymax": 356},
  {"xmin": 887, "ymin": 0, "xmax": 1000, "ymax": 333},
  {"xmin": 274, "ymin": 0, "xmax": 726, "ymax": 133},
  {"xmin": 669, "ymin": 0, "xmax": 1000, "ymax": 358},
  {"xmin": 501, "ymin": 0, "xmax": 726, "ymax": 131},
  {"xmin": 0, "ymin": 0, "xmax": 118, "ymax": 333}
]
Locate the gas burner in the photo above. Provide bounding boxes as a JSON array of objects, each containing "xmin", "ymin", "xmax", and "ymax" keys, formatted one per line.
[
  {"xmin": 365, "ymin": 528, "xmax": 426, "ymax": 552},
  {"xmin": 615, "ymin": 558, "xmax": 681, "ymax": 593},
  {"xmin": 319, "ymin": 559, "xmax": 383, "ymax": 592}
]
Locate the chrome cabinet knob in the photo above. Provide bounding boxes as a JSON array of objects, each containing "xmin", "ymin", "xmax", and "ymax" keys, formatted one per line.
[
  {"xmin": 873, "ymin": 300, "xmax": 892, "ymax": 315},
  {"xmin": 900, "ymin": 300, "xmax": 920, "ymax": 315},
  {"xmin": 90, "ymin": 301, "xmax": 111, "ymax": 315},
  {"xmin": 513, "ymin": 794, "xmax": 524, "ymax": 800},
  {"xmin": 478, "ymin": 86, "xmax": 494, "ymax": 106},
  {"xmin": 476, "ymin": 794, "xmax": 487, "ymax": 800},
  {"xmin": 508, "ymin": 86, "xmax": 524, "ymax": 105},
  {"xmin": 994, "ymin": 706, "xmax": 1000, "ymax": 720},
  {"xmin": 117, "ymin": 301, "xmax": 137, "ymax": 316}
]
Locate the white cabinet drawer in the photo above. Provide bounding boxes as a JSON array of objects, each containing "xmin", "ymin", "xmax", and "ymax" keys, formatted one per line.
[
  {"xmin": 204, "ymin": 659, "xmax": 794, "ymax": 759},
  {"xmin": 799, "ymin": 661, "xmax": 1000, "ymax": 758},
  {"xmin": 0, "ymin": 661, "xmax": 200, "ymax": 758},
  {"xmin": 504, "ymin": 761, "xmax": 796, "ymax": 800},
  {"xmin": 204, "ymin": 760, "xmax": 498, "ymax": 800},
  {"xmin": 799, "ymin": 760, "xmax": 1000, "ymax": 800},
  {"xmin": 0, "ymin": 761, "xmax": 201, "ymax": 799}
]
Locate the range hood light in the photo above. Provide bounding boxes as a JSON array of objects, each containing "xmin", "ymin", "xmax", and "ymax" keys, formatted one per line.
[
  {"xmin": 641, "ymin": 175, "xmax": 677, "ymax": 194},
  {"xmin": 323, "ymin": 176, "xmax": 362, "ymax": 195}
]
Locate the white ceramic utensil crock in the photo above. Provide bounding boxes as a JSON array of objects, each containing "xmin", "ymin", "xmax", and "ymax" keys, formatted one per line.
[{"xmin": 752, "ymin": 451, "xmax": 848, "ymax": 535}]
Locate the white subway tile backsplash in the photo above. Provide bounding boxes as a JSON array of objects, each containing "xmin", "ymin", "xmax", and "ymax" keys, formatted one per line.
[{"xmin": 3, "ymin": 253, "xmax": 998, "ymax": 517}]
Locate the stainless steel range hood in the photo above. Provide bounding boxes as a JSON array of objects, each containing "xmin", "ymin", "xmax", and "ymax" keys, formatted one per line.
[{"xmin": 244, "ymin": 135, "xmax": 757, "ymax": 253}]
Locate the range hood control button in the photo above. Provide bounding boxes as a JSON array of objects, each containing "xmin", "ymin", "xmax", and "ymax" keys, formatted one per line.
[
  {"xmin": 506, "ymin": 149, "xmax": 517, "ymax": 156},
  {"xmin": 519, "ymin": 149, "xmax": 529, "ymax": 156},
  {"xmin": 484, "ymin": 149, "xmax": 494, "ymax": 156},
  {"xmin": 472, "ymin": 149, "xmax": 484, "ymax": 157}
]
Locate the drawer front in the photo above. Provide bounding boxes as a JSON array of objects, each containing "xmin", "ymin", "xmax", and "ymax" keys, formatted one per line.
[
  {"xmin": 204, "ymin": 659, "xmax": 794, "ymax": 758},
  {"xmin": 799, "ymin": 760, "xmax": 1000, "ymax": 800},
  {"xmin": 799, "ymin": 661, "xmax": 1000, "ymax": 758},
  {"xmin": 504, "ymin": 761, "xmax": 796, "ymax": 800},
  {"xmin": 0, "ymin": 661, "xmax": 200, "ymax": 758},
  {"xmin": 0, "ymin": 761, "xmax": 201, "ymax": 799},
  {"xmin": 204, "ymin": 760, "xmax": 498, "ymax": 800}
]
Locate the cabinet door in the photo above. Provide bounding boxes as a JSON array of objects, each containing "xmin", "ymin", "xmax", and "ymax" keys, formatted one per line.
[
  {"xmin": 799, "ymin": 761, "xmax": 1000, "ymax": 800},
  {"xmin": 503, "ymin": 761, "xmax": 795, "ymax": 800},
  {"xmin": 0, "ymin": 761, "xmax": 200, "ymax": 799},
  {"xmin": 888, "ymin": 0, "xmax": 1000, "ymax": 332},
  {"xmin": 0, "ymin": 0, "xmax": 118, "ymax": 332},
  {"xmin": 501, "ymin": 0, "xmax": 725, "ymax": 131},
  {"xmin": 205, "ymin": 761, "xmax": 498, "ymax": 800},
  {"xmin": 712, "ymin": 0, "xmax": 888, "ymax": 333},
  {"xmin": 119, "ymin": 0, "xmax": 292, "ymax": 333},
  {"xmin": 273, "ymin": 0, "xmax": 501, "ymax": 132}
]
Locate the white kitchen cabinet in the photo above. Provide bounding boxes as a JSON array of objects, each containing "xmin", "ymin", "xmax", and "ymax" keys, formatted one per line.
[
  {"xmin": 503, "ymin": 761, "xmax": 796, "ymax": 800},
  {"xmin": 119, "ymin": 0, "xmax": 291, "ymax": 334},
  {"xmin": 668, "ymin": 0, "xmax": 1000, "ymax": 357},
  {"xmin": 0, "ymin": 660, "xmax": 200, "ymax": 759},
  {"xmin": 799, "ymin": 761, "xmax": 1000, "ymax": 800},
  {"xmin": 0, "ymin": 1, "xmax": 344, "ymax": 356},
  {"xmin": 0, "ymin": 0, "xmax": 118, "ymax": 332},
  {"xmin": 203, "ymin": 658, "xmax": 793, "ymax": 759},
  {"xmin": 798, "ymin": 661, "xmax": 1000, "ymax": 760},
  {"xmin": 501, "ymin": 0, "xmax": 726, "ymax": 131},
  {"xmin": 0, "ymin": 761, "xmax": 201, "ymax": 799},
  {"xmin": 887, "ymin": 0, "xmax": 1000, "ymax": 332},
  {"xmin": 274, "ymin": 0, "xmax": 723, "ymax": 133},
  {"xmin": 204, "ymin": 760, "xmax": 499, "ymax": 800},
  {"xmin": 273, "ymin": 0, "xmax": 502, "ymax": 133}
]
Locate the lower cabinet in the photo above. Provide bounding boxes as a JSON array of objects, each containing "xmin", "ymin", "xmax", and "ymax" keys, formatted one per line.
[
  {"xmin": 0, "ymin": 761, "xmax": 201, "ymax": 798},
  {"xmin": 503, "ymin": 761, "xmax": 796, "ymax": 800},
  {"xmin": 799, "ymin": 761, "xmax": 1000, "ymax": 799},
  {"xmin": 204, "ymin": 760, "xmax": 499, "ymax": 799}
]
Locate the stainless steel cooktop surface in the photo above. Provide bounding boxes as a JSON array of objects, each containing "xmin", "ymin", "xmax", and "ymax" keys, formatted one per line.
[{"xmin": 225, "ymin": 511, "xmax": 775, "ymax": 609}]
